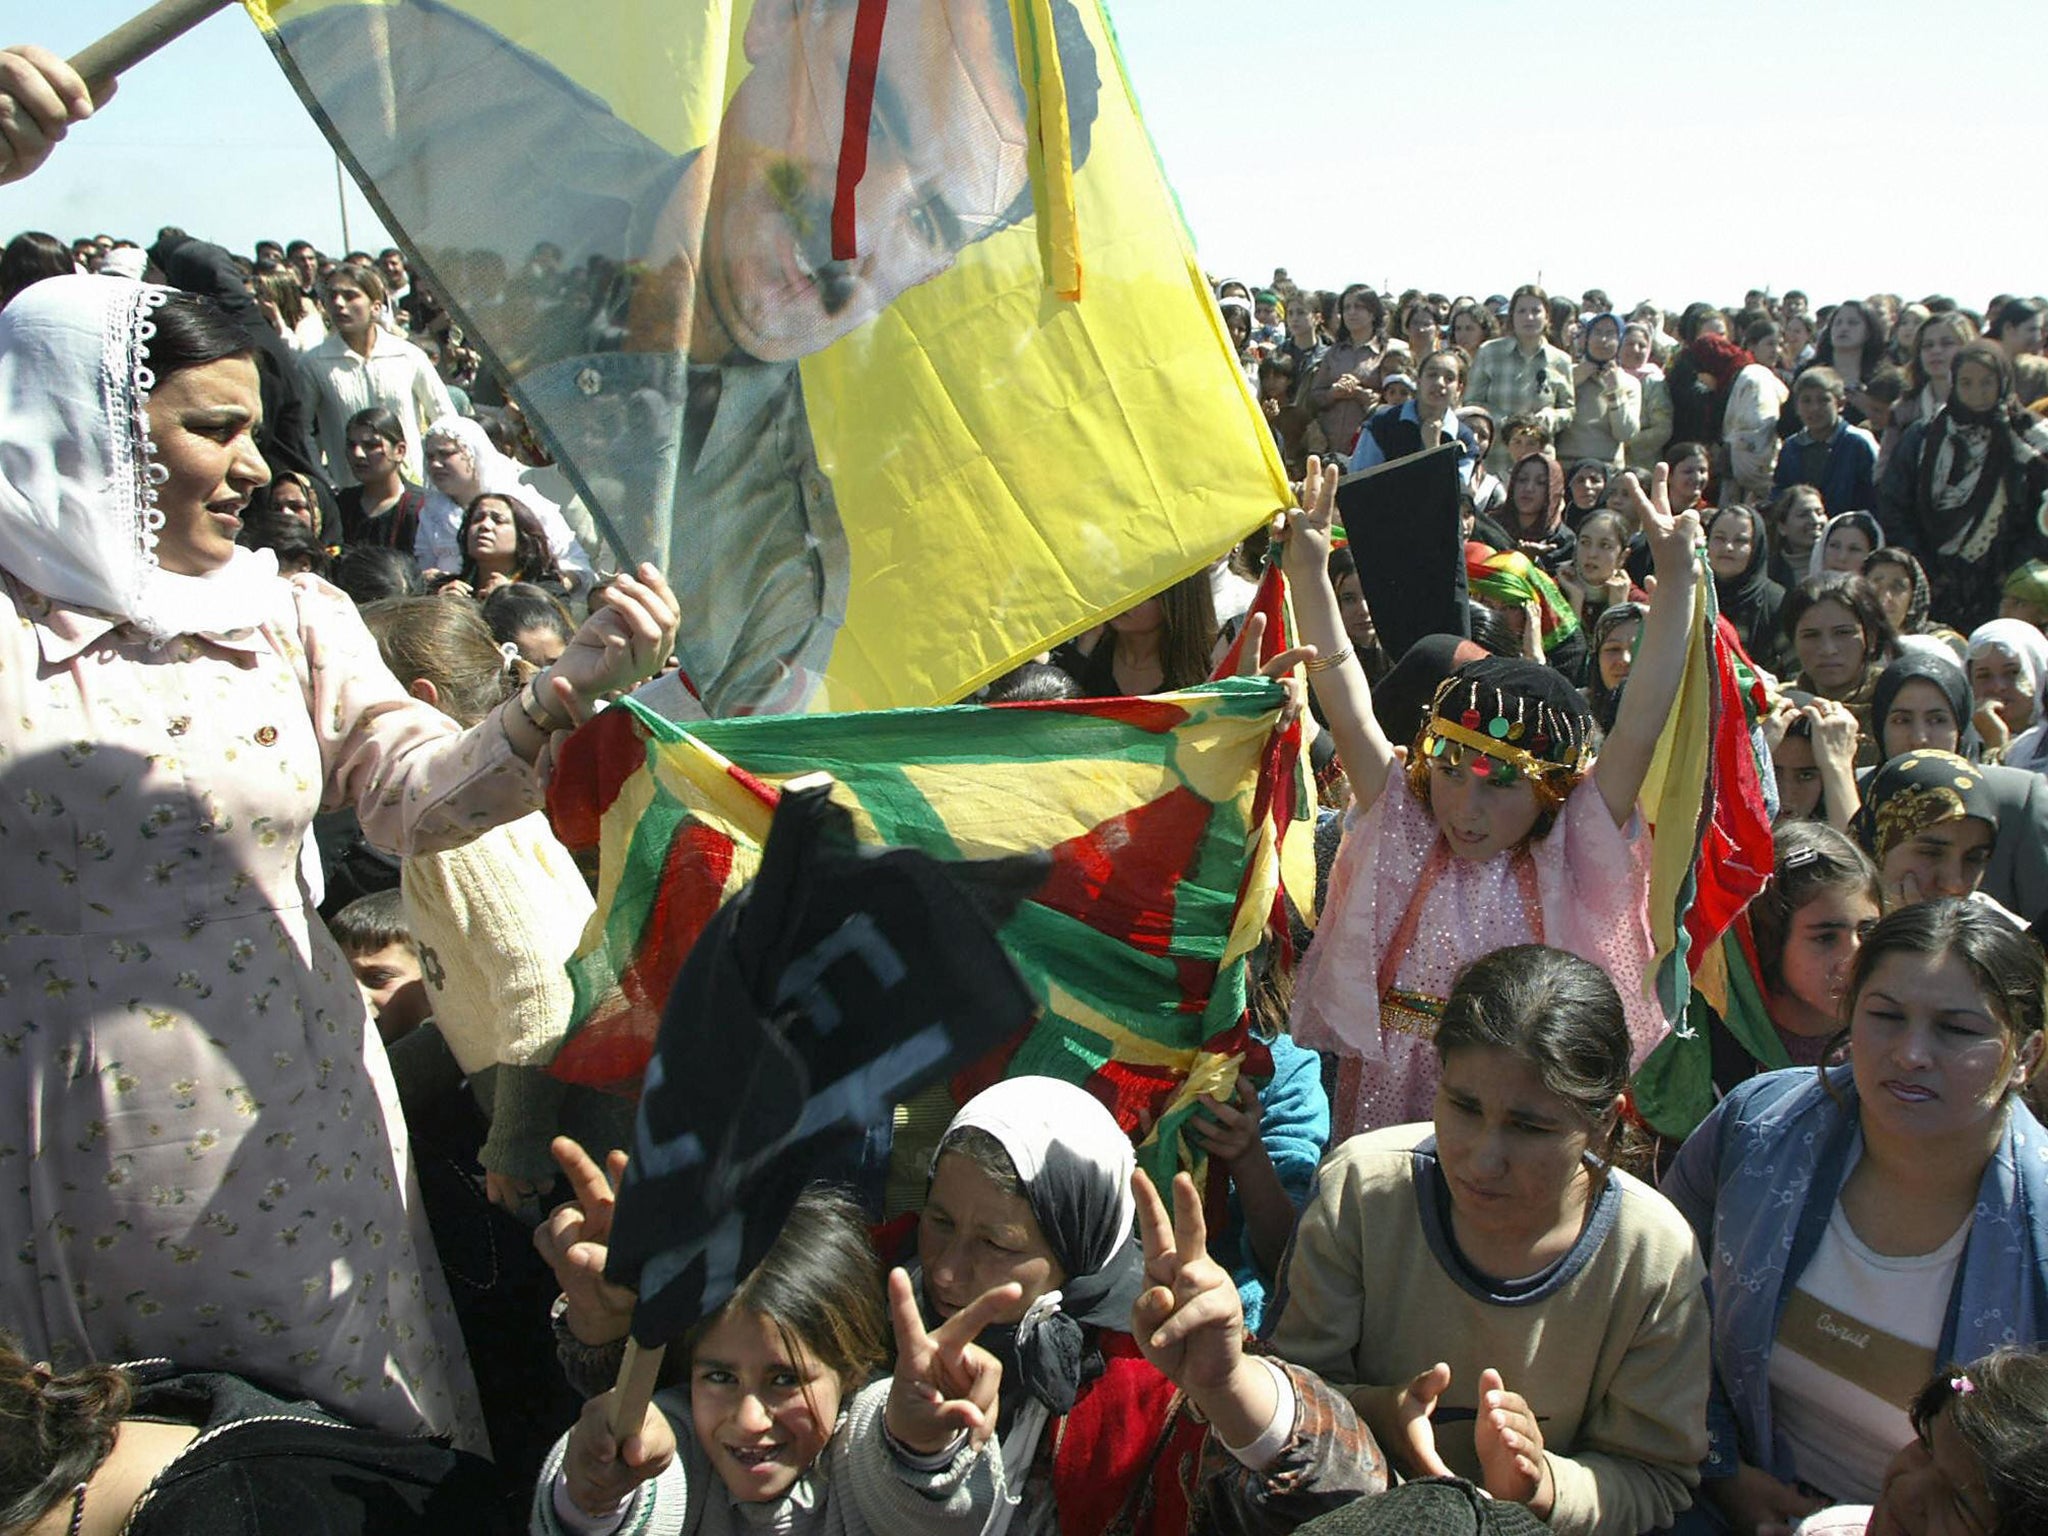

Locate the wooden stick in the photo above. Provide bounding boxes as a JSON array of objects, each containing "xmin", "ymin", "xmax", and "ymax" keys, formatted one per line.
[
  {"xmin": 70, "ymin": 0, "xmax": 235, "ymax": 102},
  {"xmin": 607, "ymin": 1338, "xmax": 668, "ymax": 1441}
]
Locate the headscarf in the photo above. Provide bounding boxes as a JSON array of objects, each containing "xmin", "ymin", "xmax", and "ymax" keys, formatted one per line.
[
  {"xmin": 1686, "ymin": 332, "xmax": 1755, "ymax": 395},
  {"xmin": 1965, "ymin": 618, "xmax": 2048, "ymax": 709},
  {"xmin": 0, "ymin": 275, "xmax": 279, "ymax": 641},
  {"xmin": 1807, "ymin": 509, "xmax": 1885, "ymax": 579},
  {"xmin": 1914, "ymin": 341, "xmax": 2048, "ymax": 559},
  {"xmin": 420, "ymin": 413, "xmax": 563, "ymax": 539},
  {"xmin": 1465, "ymin": 546, "xmax": 1582, "ymax": 650},
  {"xmin": 2003, "ymin": 559, "xmax": 2048, "ymax": 613},
  {"xmin": 1581, "ymin": 312, "xmax": 1623, "ymax": 357},
  {"xmin": 928, "ymin": 1078, "xmax": 1144, "ymax": 1419},
  {"xmin": 1870, "ymin": 652, "xmax": 1977, "ymax": 761},
  {"xmin": 1855, "ymin": 749, "xmax": 1995, "ymax": 867},
  {"xmin": 1584, "ymin": 600, "xmax": 1647, "ymax": 731},
  {"xmin": 1505, "ymin": 455, "xmax": 1567, "ymax": 540},
  {"xmin": 1862, "ymin": 546, "xmax": 1936, "ymax": 635},
  {"xmin": 1705, "ymin": 505, "xmax": 1784, "ymax": 653}
]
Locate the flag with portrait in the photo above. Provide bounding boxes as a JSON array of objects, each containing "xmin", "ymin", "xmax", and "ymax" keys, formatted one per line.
[{"xmin": 243, "ymin": 0, "xmax": 1287, "ymax": 714}]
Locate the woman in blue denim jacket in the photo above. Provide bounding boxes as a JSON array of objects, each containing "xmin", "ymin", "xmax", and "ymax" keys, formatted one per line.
[{"xmin": 1662, "ymin": 899, "xmax": 2048, "ymax": 1536}]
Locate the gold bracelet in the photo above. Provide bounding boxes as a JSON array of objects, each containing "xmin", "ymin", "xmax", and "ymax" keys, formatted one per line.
[
  {"xmin": 516, "ymin": 674, "xmax": 568, "ymax": 733},
  {"xmin": 1305, "ymin": 645, "xmax": 1354, "ymax": 674}
]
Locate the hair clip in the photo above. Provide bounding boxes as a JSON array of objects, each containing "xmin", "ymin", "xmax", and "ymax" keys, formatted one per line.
[
  {"xmin": 1782, "ymin": 847, "xmax": 1824, "ymax": 873},
  {"xmin": 1950, "ymin": 1373, "xmax": 1976, "ymax": 1396},
  {"xmin": 498, "ymin": 641, "xmax": 521, "ymax": 670}
]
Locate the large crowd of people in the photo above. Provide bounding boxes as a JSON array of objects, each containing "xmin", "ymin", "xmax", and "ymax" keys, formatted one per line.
[{"xmin": 3, "ymin": 37, "xmax": 2048, "ymax": 1536}]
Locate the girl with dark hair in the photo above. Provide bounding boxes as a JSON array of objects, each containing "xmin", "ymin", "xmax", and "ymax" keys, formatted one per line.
[
  {"xmin": 1282, "ymin": 458, "xmax": 1696, "ymax": 1137},
  {"xmin": 0, "ymin": 229, "xmax": 73, "ymax": 308},
  {"xmin": 1448, "ymin": 301, "xmax": 1495, "ymax": 358},
  {"xmin": 1559, "ymin": 510, "xmax": 1640, "ymax": 640},
  {"xmin": 1987, "ymin": 296, "xmax": 2048, "ymax": 404},
  {"xmin": 1783, "ymin": 573, "xmax": 1900, "ymax": 762},
  {"xmin": 542, "ymin": 1185, "xmax": 1010, "ymax": 1535},
  {"xmin": 484, "ymin": 580, "xmax": 577, "ymax": 667},
  {"xmin": 1053, "ymin": 569, "xmax": 1217, "ymax": 698},
  {"xmin": 0, "ymin": 275, "xmax": 680, "ymax": 1446},
  {"xmin": 1878, "ymin": 340, "xmax": 2048, "ymax": 632},
  {"xmin": 1307, "ymin": 283, "xmax": 1385, "ymax": 457},
  {"xmin": 437, "ymin": 491, "xmax": 568, "ymax": 602},
  {"xmin": 1768, "ymin": 484, "xmax": 1829, "ymax": 588},
  {"xmin": 1799, "ymin": 1346, "xmax": 2048, "ymax": 1536},
  {"xmin": 1744, "ymin": 821, "xmax": 1881, "ymax": 1069},
  {"xmin": 1704, "ymin": 504, "xmax": 1787, "ymax": 670},
  {"xmin": 338, "ymin": 404, "xmax": 428, "ymax": 548},
  {"xmin": 1808, "ymin": 298, "xmax": 1891, "ymax": 427},
  {"xmin": 1765, "ymin": 688, "xmax": 1863, "ymax": 830},
  {"xmin": 1271, "ymin": 945, "xmax": 1711, "ymax": 1536},
  {"xmin": 1666, "ymin": 900, "xmax": 2048, "ymax": 1533},
  {"xmin": 0, "ymin": 1334, "xmax": 505, "ymax": 1536}
]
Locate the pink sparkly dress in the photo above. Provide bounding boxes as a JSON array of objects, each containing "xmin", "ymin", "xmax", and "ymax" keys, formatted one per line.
[{"xmin": 1292, "ymin": 774, "xmax": 1661, "ymax": 1141}]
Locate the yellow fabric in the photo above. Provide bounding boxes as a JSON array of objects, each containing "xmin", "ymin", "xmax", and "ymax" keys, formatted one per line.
[
  {"xmin": 1009, "ymin": 0, "xmax": 1080, "ymax": 299},
  {"xmin": 1639, "ymin": 572, "xmax": 1713, "ymax": 975},
  {"xmin": 247, "ymin": 0, "xmax": 1290, "ymax": 713}
]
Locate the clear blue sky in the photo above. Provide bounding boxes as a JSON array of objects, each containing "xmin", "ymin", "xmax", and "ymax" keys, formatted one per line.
[{"xmin": 10, "ymin": 0, "xmax": 2044, "ymax": 311}]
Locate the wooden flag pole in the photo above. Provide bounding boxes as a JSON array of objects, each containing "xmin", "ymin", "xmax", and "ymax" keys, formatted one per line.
[
  {"xmin": 607, "ymin": 1338, "xmax": 668, "ymax": 1442},
  {"xmin": 71, "ymin": 0, "xmax": 235, "ymax": 103}
]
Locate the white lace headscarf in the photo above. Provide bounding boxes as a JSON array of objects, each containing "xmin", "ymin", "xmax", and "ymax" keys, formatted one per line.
[
  {"xmin": 421, "ymin": 413, "xmax": 561, "ymax": 518},
  {"xmin": 0, "ymin": 275, "xmax": 278, "ymax": 641}
]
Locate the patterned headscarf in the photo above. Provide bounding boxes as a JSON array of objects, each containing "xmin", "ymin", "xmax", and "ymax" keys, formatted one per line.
[
  {"xmin": 2003, "ymin": 559, "xmax": 2048, "ymax": 613},
  {"xmin": 1465, "ymin": 546, "xmax": 1582, "ymax": 650},
  {"xmin": 1856, "ymin": 749, "xmax": 1995, "ymax": 866}
]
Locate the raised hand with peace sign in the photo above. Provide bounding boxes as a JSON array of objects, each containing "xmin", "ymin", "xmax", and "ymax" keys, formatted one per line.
[
  {"xmin": 1129, "ymin": 1168, "xmax": 1280, "ymax": 1451},
  {"xmin": 883, "ymin": 1268, "xmax": 1019, "ymax": 1455},
  {"xmin": 534, "ymin": 1135, "xmax": 636, "ymax": 1347}
]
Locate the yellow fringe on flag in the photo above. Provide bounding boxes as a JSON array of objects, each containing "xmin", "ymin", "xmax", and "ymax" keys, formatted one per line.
[{"xmin": 1010, "ymin": 0, "xmax": 1081, "ymax": 300}]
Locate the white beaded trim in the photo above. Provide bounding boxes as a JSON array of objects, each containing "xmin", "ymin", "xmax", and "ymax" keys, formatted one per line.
[{"xmin": 100, "ymin": 283, "xmax": 171, "ymax": 624}]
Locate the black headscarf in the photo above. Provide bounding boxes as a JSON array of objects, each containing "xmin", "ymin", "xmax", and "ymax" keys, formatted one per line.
[
  {"xmin": 1870, "ymin": 652, "xmax": 1978, "ymax": 762},
  {"xmin": 1705, "ymin": 504, "xmax": 1786, "ymax": 667}
]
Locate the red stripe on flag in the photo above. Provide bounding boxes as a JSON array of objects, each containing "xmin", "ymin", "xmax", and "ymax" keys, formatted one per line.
[
  {"xmin": 546, "ymin": 705, "xmax": 651, "ymax": 851},
  {"xmin": 831, "ymin": 0, "xmax": 890, "ymax": 262}
]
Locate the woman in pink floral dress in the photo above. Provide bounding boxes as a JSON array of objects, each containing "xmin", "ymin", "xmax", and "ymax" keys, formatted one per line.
[{"xmin": 0, "ymin": 276, "xmax": 677, "ymax": 1448}]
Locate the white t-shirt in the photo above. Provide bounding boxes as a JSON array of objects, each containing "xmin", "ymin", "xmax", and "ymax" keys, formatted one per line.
[{"xmin": 1769, "ymin": 1188, "xmax": 1968, "ymax": 1502}]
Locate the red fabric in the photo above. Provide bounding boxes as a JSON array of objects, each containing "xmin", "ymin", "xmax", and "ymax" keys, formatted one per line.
[
  {"xmin": 1209, "ymin": 564, "xmax": 1292, "ymax": 680},
  {"xmin": 545, "ymin": 704, "xmax": 649, "ymax": 851},
  {"xmin": 1053, "ymin": 1334, "xmax": 1205, "ymax": 1536},
  {"xmin": 1682, "ymin": 615, "xmax": 1774, "ymax": 962},
  {"xmin": 1033, "ymin": 786, "xmax": 1213, "ymax": 958},
  {"xmin": 830, "ymin": 0, "xmax": 890, "ymax": 261},
  {"xmin": 1688, "ymin": 334, "xmax": 1755, "ymax": 396}
]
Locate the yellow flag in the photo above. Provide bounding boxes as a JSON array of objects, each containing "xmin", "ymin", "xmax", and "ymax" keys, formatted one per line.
[{"xmin": 246, "ymin": 0, "xmax": 1287, "ymax": 713}]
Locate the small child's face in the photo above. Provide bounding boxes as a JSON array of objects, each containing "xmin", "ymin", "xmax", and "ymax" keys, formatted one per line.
[
  {"xmin": 1773, "ymin": 734, "xmax": 1823, "ymax": 820},
  {"xmin": 1428, "ymin": 749, "xmax": 1544, "ymax": 861},
  {"xmin": 690, "ymin": 1305, "xmax": 843, "ymax": 1503},
  {"xmin": 1380, "ymin": 380, "xmax": 1413, "ymax": 409},
  {"xmin": 347, "ymin": 941, "xmax": 429, "ymax": 1045},
  {"xmin": 1577, "ymin": 525, "xmax": 1623, "ymax": 585},
  {"xmin": 1795, "ymin": 386, "xmax": 1840, "ymax": 436},
  {"xmin": 1254, "ymin": 301, "xmax": 1279, "ymax": 327},
  {"xmin": 1506, "ymin": 429, "xmax": 1544, "ymax": 461}
]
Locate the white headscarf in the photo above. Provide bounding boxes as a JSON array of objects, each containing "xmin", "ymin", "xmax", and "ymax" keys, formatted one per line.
[
  {"xmin": 1966, "ymin": 618, "xmax": 2048, "ymax": 706},
  {"xmin": 0, "ymin": 275, "xmax": 278, "ymax": 641}
]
